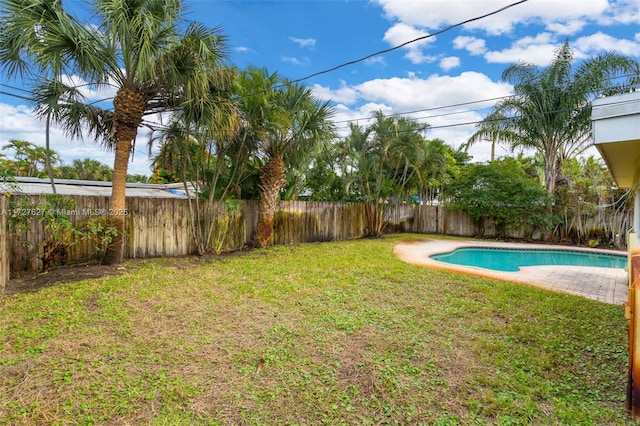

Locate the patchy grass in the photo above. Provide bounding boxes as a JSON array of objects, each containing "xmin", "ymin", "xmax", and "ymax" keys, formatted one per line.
[{"xmin": 0, "ymin": 234, "xmax": 632, "ymax": 425}]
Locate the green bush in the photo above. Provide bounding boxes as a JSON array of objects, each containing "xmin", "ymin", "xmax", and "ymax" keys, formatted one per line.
[{"xmin": 445, "ymin": 158, "xmax": 552, "ymax": 238}]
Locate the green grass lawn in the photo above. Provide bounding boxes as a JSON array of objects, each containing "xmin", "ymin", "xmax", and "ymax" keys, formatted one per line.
[{"xmin": 0, "ymin": 235, "xmax": 632, "ymax": 425}]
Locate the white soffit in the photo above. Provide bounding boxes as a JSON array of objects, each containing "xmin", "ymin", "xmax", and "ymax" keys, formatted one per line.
[{"xmin": 592, "ymin": 92, "xmax": 640, "ymax": 188}]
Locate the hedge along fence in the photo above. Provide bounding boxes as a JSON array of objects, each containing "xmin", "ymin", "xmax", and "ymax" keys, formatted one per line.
[{"xmin": 2, "ymin": 194, "xmax": 630, "ymax": 281}]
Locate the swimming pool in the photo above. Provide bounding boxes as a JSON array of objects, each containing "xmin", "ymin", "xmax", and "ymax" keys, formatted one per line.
[{"xmin": 430, "ymin": 247, "xmax": 626, "ymax": 272}]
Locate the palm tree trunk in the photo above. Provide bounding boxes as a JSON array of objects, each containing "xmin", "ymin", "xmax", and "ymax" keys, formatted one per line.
[
  {"xmin": 104, "ymin": 86, "xmax": 144, "ymax": 265},
  {"xmin": 364, "ymin": 201, "xmax": 385, "ymax": 237},
  {"xmin": 103, "ymin": 138, "xmax": 131, "ymax": 265},
  {"xmin": 252, "ymin": 154, "xmax": 286, "ymax": 248},
  {"xmin": 45, "ymin": 114, "xmax": 57, "ymax": 195},
  {"xmin": 544, "ymin": 150, "xmax": 557, "ymax": 195}
]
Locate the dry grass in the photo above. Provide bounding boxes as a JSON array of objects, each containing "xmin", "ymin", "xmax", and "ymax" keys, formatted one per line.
[{"xmin": 0, "ymin": 235, "xmax": 633, "ymax": 425}]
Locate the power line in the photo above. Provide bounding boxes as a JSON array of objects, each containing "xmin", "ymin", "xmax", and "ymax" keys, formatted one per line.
[
  {"xmin": 0, "ymin": 83, "xmax": 32, "ymax": 93},
  {"xmin": 136, "ymin": 91, "xmax": 640, "ymax": 145},
  {"xmin": 331, "ymin": 96, "xmax": 505, "ymax": 124},
  {"xmin": 0, "ymin": 90, "xmax": 33, "ymax": 102},
  {"xmin": 4, "ymin": 77, "xmax": 636, "ymax": 135}
]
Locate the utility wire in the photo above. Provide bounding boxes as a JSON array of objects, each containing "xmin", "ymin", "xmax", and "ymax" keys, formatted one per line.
[
  {"xmin": 134, "ymin": 94, "xmax": 640, "ymax": 143},
  {"xmin": 0, "ymin": 90, "xmax": 34, "ymax": 102},
  {"xmin": 331, "ymin": 96, "xmax": 505, "ymax": 124},
  {"xmin": 0, "ymin": 83, "xmax": 32, "ymax": 93}
]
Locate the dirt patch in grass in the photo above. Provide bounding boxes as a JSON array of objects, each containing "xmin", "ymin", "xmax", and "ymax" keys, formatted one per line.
[
  {"xmin": 6, "ymin": 263, "xmax": 125, "ymax": 295},
  {"xmin": 4, "ymin": 250, "xmax": 253, "ymax": 295}
]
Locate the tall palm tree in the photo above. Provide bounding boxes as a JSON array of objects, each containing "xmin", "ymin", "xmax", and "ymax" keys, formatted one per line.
[
  {"xmin": 258, "ymin": 82, "xmax": 335, "ymax": 247},
  {"xmin": 237, "ymin": 67, "xmax": 336, "ymax": 248},
  {"xmin": 475, "ymin": 41, "xmax": 639, "ymax": 194},
  {"xmin": 0, "ymin": 0, "xmax": 230, "ymax": 264}
]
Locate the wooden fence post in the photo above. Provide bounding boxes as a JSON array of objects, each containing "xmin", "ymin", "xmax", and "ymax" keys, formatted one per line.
[{"xmin": 0, "ymin": 195, "xmax": 8, "ymax": 292}]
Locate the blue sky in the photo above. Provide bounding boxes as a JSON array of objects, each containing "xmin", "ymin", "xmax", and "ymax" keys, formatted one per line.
[{"xmin": 1, "ymin": 0, "xmax": 639, "ymax": 175}]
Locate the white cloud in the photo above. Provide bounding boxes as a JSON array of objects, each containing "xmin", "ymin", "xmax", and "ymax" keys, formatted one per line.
[
  {"xmin": 59, "ymin": 74, "xmax": 117, "ymax": 104},
  {"xmin": 289, "ymin": 37, "xmax": 316, "ymax": 49},
  {"xmin": 546, "ymin": 20, "xmax": 588, "ymax": 35},
  {"xmin": 406, "ymin": 50, "xmax": 438, "ymax": 65},
  {"xmin": 363, "ymin": 56, "xmax": 386, "ymax": 66},
  {"xmin": 383, "ymin": 22, "xmax": 433, "ymax": 48},
  {"xmin": 353, "ymin": 71, "xmax": 511, "ymax": 112},
  {"xmin": 573, "ymin": 32, "xmax": 640, "ymax": 57},
  {"xmin": 383, "ymin": 22, "xmax": 436, "ymax": 64},
  {"xmin": 373, "ymin": 0, "xmax": 610, "ymax": 35},
  {"xmin": 440, "ymin": 56, "xmax": 461, "ymax": 71},
  {"xmin": 482, "ymin": 30, "xmax": 640, "ymax": 66},
  {"xmin": 0, "ymin": 103, "xmax": 49, "ymax": 142},
  {"xmin": 484, "ymin": 32, "xmax": 559, "ymax": 65},
  {"xmin": 312, "ymin": 82, "xmax": 358, "ymax": 104},
  {"xmin": 453, "ymin": 36, "xmax": 487, "ymax": 55},
  {"xmin": 598, "ymin": 0, "xmax": 640, "ymax": 25},
  {"xmin": 281, "ymin": 56, "xmax": 310, "ymax": 66}
]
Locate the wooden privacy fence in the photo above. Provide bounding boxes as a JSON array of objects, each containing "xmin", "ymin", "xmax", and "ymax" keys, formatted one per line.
[
  {"xmin": 1, "ymin": 194, "xmax": 629, "ymax": 283},
  {"xmin": 4, "ymin": 195, "xmax": 372, "ymax": 277}
]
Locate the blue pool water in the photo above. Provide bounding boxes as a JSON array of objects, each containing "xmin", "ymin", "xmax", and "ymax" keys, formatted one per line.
[{"xmin": 430, "ymin": 247, "xmax": 626, "ymax": 272}]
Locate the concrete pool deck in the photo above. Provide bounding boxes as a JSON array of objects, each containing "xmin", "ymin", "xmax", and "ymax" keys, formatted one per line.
[{"xmin": 393, "ymin": 239, "xmax": 629, "ymax": 305}]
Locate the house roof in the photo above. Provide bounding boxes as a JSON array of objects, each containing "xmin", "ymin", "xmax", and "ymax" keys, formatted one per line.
[
  {"xmin": 1, "ymin": 177, "xmax": 189, "ymax": 198},
  {"xmin": 592, "ymin": 91, "xmax": 640, "ymax": 188}
]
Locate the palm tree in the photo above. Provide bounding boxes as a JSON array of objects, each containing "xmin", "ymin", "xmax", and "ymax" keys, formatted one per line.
[
  {"xmin": 475, "ymin": 40, "xmax": 639, "ymax": 194},
  {"xmin": 464, "ymin": 110, "xmax": 515, "ymax": 162},
  {"xmin": 60, "ymin": 158, "xmax": 113, "ymax": 181},
  {"xmin": 0, "ymin": 0, "xmax": 230, "ymax": 264},
  {"xmin": 148, "ymin": 99, "xmax": 242, "ymax": 256},
  {"xmin": 26, "ymin": 146, "xmax": 60, "ymax": 177},
  {"xmin": 236, "ymin": 67, "xmax": 336, "ymax": 248},
  {"xmin": 1, "ymin": 139, "xmax": 60, "ymax": 177},
  {"xmin": 2, "ymin": 140, "xmax": 34, "ymax": 163},
  {"xmin": 413, "ymin": 138, "xmax": 457, "ymax": 204},
  {"xmin": 340, "ymin": 112, "xmax": 430, "ymax": 237},
  {"xmin": 259, "ymin": 82, "xmax": 335, "ymax": 247}
]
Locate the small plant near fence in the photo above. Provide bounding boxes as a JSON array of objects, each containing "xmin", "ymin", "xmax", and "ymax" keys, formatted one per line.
[{"xmin": 7, "ymin": 194, "xmax": 117, "ymax": 271}]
